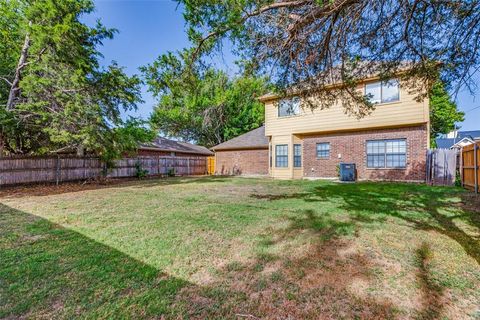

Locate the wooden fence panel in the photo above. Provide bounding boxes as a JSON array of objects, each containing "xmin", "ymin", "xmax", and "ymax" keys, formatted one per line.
[
  {"xmin": 207, "ymin": 156, "xmax": 215, "ymax": 175},
  {"xmin": 0, "ymin": 155, "xmax": 207, "ymax": 187},
  {"xmin": 426, "ymin": 149, "xmax": 457, "ymax": 186},
  {"xmin": 461, "ymin": 143, "xmax": 479, "ymax": 193}
]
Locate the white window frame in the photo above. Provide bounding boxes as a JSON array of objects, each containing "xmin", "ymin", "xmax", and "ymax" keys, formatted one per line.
[
  {"xmin": 366, "ymin": 139, "xmax": 407, "ymax": 169},
  {"xmin": 275, "ymin": 144, "xmax": 288, "ymax": 168},
  {"xmin": 278, "ymin": 97, "xmax": 300, "ymax": 117},
  {"xmin": 316, "ymin": 142, "xmax": 330, "ymax": 159},
  {"xmin": 293, "ymin": 144, "xmax": 302, "ymax": 168},
  {"xmin": 365, "ymin": 79, "xmax": 400, "ymax": 104}
]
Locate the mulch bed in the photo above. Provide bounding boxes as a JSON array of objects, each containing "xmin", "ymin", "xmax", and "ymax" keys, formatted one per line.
[{"xmin": 0, "ymin": 177, "xmax": 145, "ymax": 198}]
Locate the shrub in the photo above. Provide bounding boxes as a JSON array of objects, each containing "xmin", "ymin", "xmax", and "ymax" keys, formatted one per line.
[
  {"xmin": 167, "ymin": 167, "xmax": 176, "ymax": 177},
  {"xmin": 135, "ymin": 162, "xmax": 148, "ymax": 179}
]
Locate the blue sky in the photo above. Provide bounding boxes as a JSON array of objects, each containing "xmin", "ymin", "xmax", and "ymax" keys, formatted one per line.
[{"xmin": 84, "ymin": 0, "xmax": 480, "ymax": 131}]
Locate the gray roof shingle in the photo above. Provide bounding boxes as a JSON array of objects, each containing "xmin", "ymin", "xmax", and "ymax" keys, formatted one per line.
[
  {"xmin": 435, "ymin": 130, "xmax": 480, "ymax": 149},
  {"xmin": 211, "ymin": 126, "xmax": 268, "ymax": 151},
  {"xmin": 140, "ymin": 137, "xmax": 213, "ymax": 156}
]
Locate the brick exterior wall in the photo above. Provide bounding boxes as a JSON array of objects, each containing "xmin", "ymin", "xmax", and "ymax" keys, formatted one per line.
[
  {"xmin": 302, "ymin": 125, "xmax": 428, "ymax": 181},
  {"xmin": 215, "ymin": 149, "xmax": 269, "ymax": 176}
]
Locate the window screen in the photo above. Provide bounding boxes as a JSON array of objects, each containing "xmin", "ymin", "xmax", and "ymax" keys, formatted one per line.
[
  {"xmin": 367, "ymin": 139, "xmax": 406, "ymax": 168},
  {"xmin": 294, "ymin": 144, "xmax": 302, "ymax": 167},
  {"xmin": 275, "ymin": 145, "xmax": 288, "ymax": 167},
  {"xmin": 278, "ymin": 97, "xmax": 300, "ymax": 117},
  {"xmin": 365, "ymin": 79, "xmax": 400, "ymax": 104},
  {"xmin": 316, "ymin": 143, "xmax": 330, "ymax": 159}
]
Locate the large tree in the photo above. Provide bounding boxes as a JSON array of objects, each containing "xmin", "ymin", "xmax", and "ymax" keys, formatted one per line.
[
  {"xmin": 179, "ymin": 0, "xmax": 480, "ymax": 116},
  {"xmin": 429, "ymin": 81, "xmax": 465, "ymax": 146},
  {"xmin": 0, "ymin": 0, "xmax": 151, "ymax": 158},
  {"xmin": 143, "ymin": 51, "xmax": 269, "ymax": 147}
]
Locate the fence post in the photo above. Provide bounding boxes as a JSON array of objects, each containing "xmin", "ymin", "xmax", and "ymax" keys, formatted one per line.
[
  {"xmin": 475, "ymin": 144, "xmax": 478, "ymax": 194},
  {"xmin": 431, "ymin": 151, "xmax": 435, "ymax": 186},
  {"xmin": 55, "ymin": 156, "xmax": 60, "ymax": 185},
  {"xmin": 460, "ymin": 147, "xmax": 464, "ymax": 188}
]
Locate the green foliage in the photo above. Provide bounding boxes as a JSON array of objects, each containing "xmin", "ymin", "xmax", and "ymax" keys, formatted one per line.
[
  {"xmin": 143, "ymin": 50, "xmax": 269, "ymax": 147},
  {"xmin": 0, "ymin": 0, "xmax": 149, "ymax": 159},
  {"xmin": 135, "ymin": 161, "xmax": 149, "ymax": 179},
  {"xmin": 167, "ymin": 167, "xmax": 176, "ymax": 177},
  {"xmin": 429, "ymin": 81, "xmax": 465, "ymax": 147},
  {"xmin": 179, "ymin": 0, "xmax": 480, "ymax": 110},
  {"xmin": 101, "ymin": 118, "xmax": 156, "ymax": 167},
  {"xmin": 455, "ymin": 170, "xmax": 462, "ymax": 187}
]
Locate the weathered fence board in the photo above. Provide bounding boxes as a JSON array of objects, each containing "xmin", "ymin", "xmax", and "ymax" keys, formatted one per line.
[
  {"xmin": 461, "ymin": 142, "xmax": 479, "ymax": 193},
  {"xmin": 426, "ymin": 149, "xmax": 457, "ymax": 186},
  {"xmin": 0, "ymin": 156, "xmax": 207, "ymax": 187}
]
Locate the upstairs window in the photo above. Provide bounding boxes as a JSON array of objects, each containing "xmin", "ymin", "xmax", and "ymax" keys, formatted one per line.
[
  {"xmin": 278, "ymin": 97, "xmax": 300, "ymax": 117},
  {"xmin": 275, "ymin": 145, "xmax": 288, "ymax": 167},
  {"xmin": 365, "ymin": 79, "xmax": 399, "ymax": 104},
  {"xmin": 316, "ymin": 143, "xmax": 330, "ymax": 159}
]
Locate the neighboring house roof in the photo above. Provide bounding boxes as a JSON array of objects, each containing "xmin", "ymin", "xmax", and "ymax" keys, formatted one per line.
[
  {"xmin": 211, "ymin": 126, "xmax": 269, "ymax": 151},
  {"xmin": 435, "ymin": 138, "xmax": 456, "ymax": 149},
  {"xmin": 457, "ymin": 130, "xmax": 480, "ymax": 140},
  {"xmin": 436, "ymin": 130, "xmax": 480, "ymax": 149},
  {"xmin": 140, "ymin": 137, "xmax": 213, "ymax": 156},
  {"xmin": 451, "ymin": 137, "xmax": 476, "ymax": 149}
]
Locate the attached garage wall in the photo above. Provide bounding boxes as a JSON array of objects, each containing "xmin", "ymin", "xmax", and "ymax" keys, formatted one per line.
[{"xmin": 215, "ymin": 149, "xmax": 269, "ymax": 176}]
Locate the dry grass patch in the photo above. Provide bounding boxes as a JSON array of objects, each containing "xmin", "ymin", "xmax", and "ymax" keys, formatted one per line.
[{"xmin": 1, "ymin": 177, "xmax": 479, "ymax": 319}]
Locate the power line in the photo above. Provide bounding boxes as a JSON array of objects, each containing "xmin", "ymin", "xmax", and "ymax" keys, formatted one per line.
[{"xmin": 464, "ymin": 105, "xmax": 480, "ymax": 113}]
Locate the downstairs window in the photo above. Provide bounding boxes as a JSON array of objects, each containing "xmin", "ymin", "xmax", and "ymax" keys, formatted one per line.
[{"xmin": 366, "ymin": 139, "xmax": 406, "ymax": 168}]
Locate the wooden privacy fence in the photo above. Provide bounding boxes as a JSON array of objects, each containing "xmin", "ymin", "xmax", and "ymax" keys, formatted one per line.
[
  {"xmin": 461, "ymin": 142, "xmax": 479, "ymax": 193},
  {"xmin": 426, "ymin": 149, "xmax": 458, "ymax": 186},
  {"xmin": 0, "ymin": 156, "xmax": 207, "ymax": 187},
  {"xmin": 207, "ymin": 156, "xmax": 215, "ymax": 175}
]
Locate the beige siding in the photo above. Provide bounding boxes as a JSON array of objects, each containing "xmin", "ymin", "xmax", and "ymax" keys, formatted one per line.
[
  {"xmin": 271, "ymin": 135, "xmax": 293, "ymax": 179},
  {"xmin": 292, "ymin": 135, "xmax": 303, "ymax": 179},
  {"xmin": 265, "ymin": 81, "xmax": 429, "ymax": 137}
]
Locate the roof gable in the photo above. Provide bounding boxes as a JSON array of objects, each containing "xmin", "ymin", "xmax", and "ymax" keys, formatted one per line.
[
  {"xmin": 140, "ymin": 137, "xmax": 213, "ymax": 156},
  {"xmin": 212, "ymin": 126, "xmax": 268, "ymax": 151}
]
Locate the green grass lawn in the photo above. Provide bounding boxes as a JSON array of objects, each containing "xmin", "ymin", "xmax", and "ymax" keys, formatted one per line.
[{"xmin": 1, "ymin": 177, "xmax": 479, "ymax": 319}]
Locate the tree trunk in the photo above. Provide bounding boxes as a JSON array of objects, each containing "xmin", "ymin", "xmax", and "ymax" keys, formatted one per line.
[
  {"xmin": 76, "ymin": 145, "xmax": 85, "ymax": 157},
  {"xmin": 6, "ymin": 27, "xmax": 31, "ymax": 111},
  {"xmin": 0, "ymin": 134, "xmax": 4, "ymax": 157}
]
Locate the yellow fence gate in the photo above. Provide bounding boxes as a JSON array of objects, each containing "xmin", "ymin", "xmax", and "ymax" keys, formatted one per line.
[
  {"xmin": 207, "ymin": 156, "xmax": 215, "ymax": 175},
  {"xmin": 461, "ymin": 142, "xmax": 479, "ymax": 193}
]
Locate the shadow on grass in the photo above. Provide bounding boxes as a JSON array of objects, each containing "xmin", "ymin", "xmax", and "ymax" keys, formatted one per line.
[
  {"xmin": 0, "ymin": 203, "xmax": 190, "ymax": 318},
  {"xmin": 251, "ymin": 182, "xmax": 480, "ymax": 265},
  {"xmin": 415, "ymin": 242, "xmax": 446, "ymax": 320},
  {"xmin": 2, "ymin": 181, "xmax": 477, "ymax": 319},
  {"xmin": 0, "ymin": 202, "xmax": 398, "ymax": 319},
  {"xmin": 177, "ymin": 208, "xmax": 398, "ymax": 319}
]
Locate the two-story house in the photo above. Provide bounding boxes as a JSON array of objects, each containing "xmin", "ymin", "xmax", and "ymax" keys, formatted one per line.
[{"xmin": 212, "ymin": 76, "xmax": 429, "ymax": 181}]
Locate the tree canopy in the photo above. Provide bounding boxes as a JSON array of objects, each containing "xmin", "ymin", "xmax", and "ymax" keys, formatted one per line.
[
  {"xmin": 143, "ymin": 51, "xmax": 269, "ymax": 147},
  {"xmin": 0, "ymin": 0, "xmax": 152, "ymax": 158},
  {"xmin": 429, "ymin": 81, "xmax": 465, "ymax": 146},
  {"xmin": 179, "ymin": 0, "xmax": 480, "ymax": 116}
]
